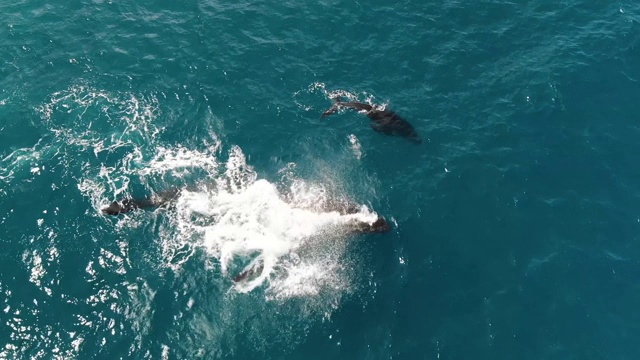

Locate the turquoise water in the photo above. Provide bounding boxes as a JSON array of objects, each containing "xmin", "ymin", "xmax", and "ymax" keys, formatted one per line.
[{"xmin": 2, "ymin": 0, "xmax": 640, "ymax": 359}]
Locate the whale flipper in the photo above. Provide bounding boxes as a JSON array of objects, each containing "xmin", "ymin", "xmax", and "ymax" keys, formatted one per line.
[
  {"xmin": 321, "ymin": 95, "xmax": 346, "ymax": 118},
  {"xmin": 321, "ymin": 105, "xmax": 340, "ymax": 118},
  {"xmin": 321, "ymin": 100, "xmax": 373, "ymax": 118}
]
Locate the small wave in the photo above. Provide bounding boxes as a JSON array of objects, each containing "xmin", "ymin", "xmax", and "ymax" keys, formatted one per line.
[
  {"xmin": 139, "ymin": 144, "xmax": 221, "ymax": 177},
  {"xmin": 0, "ymin": 138, "xmax": 58, "ymax": 196}
]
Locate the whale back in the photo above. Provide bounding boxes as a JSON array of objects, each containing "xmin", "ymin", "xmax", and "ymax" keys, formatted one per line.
[{"xmin": 367, "ymin": 110, "xmax": 421, "ymax": 143}]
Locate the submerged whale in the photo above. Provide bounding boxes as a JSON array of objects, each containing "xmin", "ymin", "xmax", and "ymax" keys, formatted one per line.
[{"xmin": 322, "ymin": 96, "xmax": 421, "ymax": 143}]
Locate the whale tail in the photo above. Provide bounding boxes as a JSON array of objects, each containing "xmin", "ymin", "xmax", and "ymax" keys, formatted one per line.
[
  {"xmin": 322, "ymin": 95, "xmax": 376, "ymax": 118},
  {"xmin": 321, "ymin": 95, "xmax": 344, "ymax": 118}
]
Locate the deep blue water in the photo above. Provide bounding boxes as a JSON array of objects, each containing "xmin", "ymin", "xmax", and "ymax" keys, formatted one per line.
[{"xmin": 2, "ymin": 0, "xmax": 640, "ymax": 359}]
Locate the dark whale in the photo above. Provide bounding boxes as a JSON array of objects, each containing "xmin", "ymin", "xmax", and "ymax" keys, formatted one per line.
[
  {"xmin": 101, "ymin": 189, "xmax": 180, "ymax": 215},
  {"xmin": 322, "ymin": 96, "xmax": 421, "ymax": 143}
]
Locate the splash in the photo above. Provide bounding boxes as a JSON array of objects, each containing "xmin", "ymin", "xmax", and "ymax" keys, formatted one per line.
[
  {"xmin": 348, "ymin": 134, "xmax": 363, "ymax": 159},
  {"xmin": 139, "ymin": 144, "xmax": 220, "ymax": 177},
  {"xmin": 171, "ymin": 145, "xmax": 381, "ymax": 296}
]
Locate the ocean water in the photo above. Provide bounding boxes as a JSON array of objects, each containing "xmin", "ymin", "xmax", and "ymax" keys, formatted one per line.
[{"xmin": 1, "ymin": 0, "xmax": 640, "ymax": 359}]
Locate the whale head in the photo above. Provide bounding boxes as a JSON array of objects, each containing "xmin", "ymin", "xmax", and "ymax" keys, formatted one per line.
[
  {"xmin": 347, "ymin": 217, "xmax": 391, "ymax": 234},
  {"xmin": 101, "ymin": 199, "xmax": 136, "ymax": 215}
]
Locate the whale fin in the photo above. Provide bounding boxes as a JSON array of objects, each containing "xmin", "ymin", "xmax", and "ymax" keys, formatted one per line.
[
  {"xmin": 321, "ymin": 104, "xmax": 340, "ymax": 118},
  {"xmin": 322, "ymin": 96, "xmax": 375, "ymax": 118},
  {"xmin": 321, "ymin": 95, "xmax": 345, "ymax": 118}
]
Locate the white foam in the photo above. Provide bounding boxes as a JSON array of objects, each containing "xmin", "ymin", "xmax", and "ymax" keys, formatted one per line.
[
  {"xmin": 165, "ymin": 146, "xmax": 380, "ymax": 296},
  {"xmin": 139, "ymin": 144, "xmax": 220, "ymax": 177},
  {"xmin": 36, "ymin": 84, "xmax": 161, "ymax": 157},
  {"xmin": 304, "ymin": 82, "xmax": 387, "ymax": 110},
  {"xmin": 0, "ymin": 140, "xmax": 52, "ymax": 189},
  {"xmin": 348, "ymin": 134, "xmax": 362, "ymax": 160},
  {"xmin": 176, "ymin": 176, "xmax": 377, "ymax": 295}
]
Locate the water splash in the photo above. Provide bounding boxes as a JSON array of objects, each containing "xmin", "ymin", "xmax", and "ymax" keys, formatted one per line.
[{"xmin": 169, "ymin": 146, "xmax": 381, "ymax": 296}]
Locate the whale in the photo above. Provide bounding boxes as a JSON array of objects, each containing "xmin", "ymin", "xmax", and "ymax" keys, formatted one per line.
[
  {"xmin": 101, "ymin": 189, "xmax": 180, "ymax": 215},
  {"xmin": 322, "ymin": 96, "xmax": 421, "ymax": 143}
]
